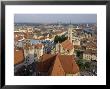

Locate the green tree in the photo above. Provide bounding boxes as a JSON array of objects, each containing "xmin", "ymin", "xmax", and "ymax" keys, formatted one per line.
[
  {"xmin": 85, "ymin": 62, "xmax": 90, "ymax": 69},
  {"xmin": 54, "ymin": 35, "xmax": 67, "ymax": 43},
  {"xmin": 54, "ymin": 35, "xmax": 60, "ymax": 43},
  {"xmin": 60, "ymin": 35, "xmax": 67, "ymax": 42},
  {"xmin": 76, "ymin": 59, "xmax": 85, "ymax": 70}
]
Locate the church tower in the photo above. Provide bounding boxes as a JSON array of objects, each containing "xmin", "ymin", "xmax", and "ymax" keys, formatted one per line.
[
  {"xmin": 55, "ymin": 41, "xmax": 61, "ymax": 54},
  {"xmin": 68, "ymin": 25, "xmax": 73, "ymax": 43}
]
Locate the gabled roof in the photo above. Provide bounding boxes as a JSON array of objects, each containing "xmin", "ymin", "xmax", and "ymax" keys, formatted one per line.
[
  {"xmin": 36, "ymin": 53, "xmax": 79, "ymax": 75},
  {"xmin": 36, "ymin": 54, "xmax": 56, "ymax": 72},
  {"xmin": 40, "ymin": 54, "xmax": 56, "ymax": 62},
  {"xmin": 61, "ymin": 40, "xmax": 74, "ymax": 50},
  {"xmin": 58, "ymin": 55, "xmax": 79, "ymax": 74}
]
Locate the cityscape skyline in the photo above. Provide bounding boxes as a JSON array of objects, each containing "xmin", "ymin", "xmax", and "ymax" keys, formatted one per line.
[
  {"xmin": 14, "ymin": 14, "xmax": 97, "ymax": 24},
  {"xmin": 14, "ymin": 14, "xmax": 97, "ymax": 76}
]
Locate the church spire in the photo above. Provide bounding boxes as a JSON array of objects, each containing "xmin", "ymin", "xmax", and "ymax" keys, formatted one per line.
[{"xmin": 68, "ymin": 25, "xmax": 73, "ymax": 43}]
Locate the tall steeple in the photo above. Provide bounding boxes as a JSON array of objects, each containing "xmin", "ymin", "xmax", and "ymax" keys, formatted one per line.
[
  {"xmin": 55, "ymin": 41, "xmax": 60, "ymax": 54},
  {"xmin": 68, "ymin": 25, "xmax": 73, "ymax": 43}
]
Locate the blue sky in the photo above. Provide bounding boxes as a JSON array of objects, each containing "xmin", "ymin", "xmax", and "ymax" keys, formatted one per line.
[{"xmin": 14, "ymin": 14, "xmax": 97, "ymax": 23}]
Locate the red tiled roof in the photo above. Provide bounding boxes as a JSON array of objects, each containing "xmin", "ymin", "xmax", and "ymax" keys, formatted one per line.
[
  {"xmin": 36, "ymin": 54, "xmax": 79, "ymax": 75},
  {"xmin": 14, "ymin": 48, "xmax": 24, "ymax": 65},
  {"xmin": 58, "ymin": 55, "xmax": 79, "ymax": 74},
  {"xmin": 34, "ymin": 43, "xmax": 44, "ymax": 49},
  {"xmin": 14, "ymin": 36, "xmax": 24, "ymax": 41},
  {"xmin": 36, "ymin": 54, "xmax": 56, "ymax": 72},
  {"xmin": 61, "ymin": 40, "xmax": 74, "ymax": 50},
  {"xmin": 40, "ymin": 54, "xmax": 56, "ymax": 62}
]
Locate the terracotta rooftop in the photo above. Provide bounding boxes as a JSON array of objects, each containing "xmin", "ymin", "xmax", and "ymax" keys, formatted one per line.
[
  {"xmin": 36, "ymin": 54, "xmax": 56, "ymax": 72},
  {"xmin": 36, "ymin": 54, "xmax": 79, "ymax": 75},
  {"xmin": 14, "ymin": 48, "xmax": 24, "ymax": 65},
  {"xmin": 14, "ymin": 36, "xmax": 24, "ymax": 41},
  {"xmin": 40, "ymin": 54, "xmax": 56, "ymax": 62},
  {"xmin": 58, "ymin": 55, "xmax": 79, "ymax": 74},
  {"xmin": 34, "ymin": 43, "xmax": 44, "ymax": 49},
  {"xmin": 61, "ymin": 40, "xmax": 74, "ymax": 50}
]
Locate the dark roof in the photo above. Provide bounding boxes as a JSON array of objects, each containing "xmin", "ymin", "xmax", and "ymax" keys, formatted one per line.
[{"xmin": 36, "ymin": 54, "xmax": 56, "ymax": 72}]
